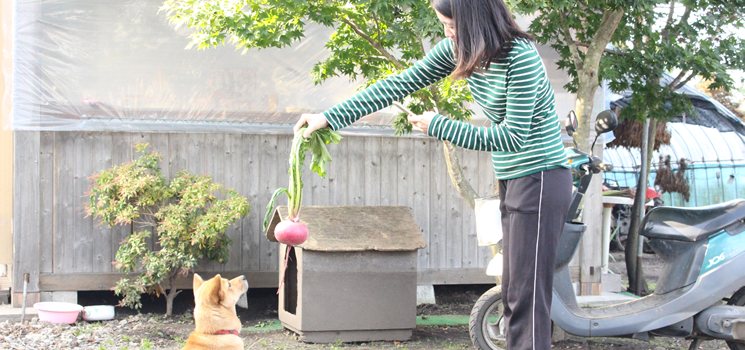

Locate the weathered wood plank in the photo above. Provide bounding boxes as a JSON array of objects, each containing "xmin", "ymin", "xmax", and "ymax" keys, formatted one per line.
[
  {"xmin": 148, "ymin": 134, "xmax": 170, "ymax": 180},
  {"xmin": 346, "ymin": 137, "xmax": 365, "ymax": 206},
  {"xmin": 396, "ymin": 138, "xmax": 414, "ymax": 209},
  {"xmin": 92, "ymin": 132, "xmax": 113, "ymax": 273},
  {"xmin": 110, "ymin": 133, "xmax": 133, "ymax": 274},
  {"xmin": 39, "ymin": 132, "xmax": 54, "ymax": 274},
  {"xmin": 363, "ymin": 137, "xmax": 381, "ymax": 206},
  {"xmin": 310, "ymin": 151, "xmax": 330, "ymax": 206},
  {"xmin": 203, "ymin": 133, "xmax": 226, "ymax": 272},
  {"xmin": 73, "ymin": 132, "xmax": 95, "ymax": 273},
  {"xmin": 13, "ymin": 131, "xmax": 41, "ymax": 293},
  {"xmin": 37, "ymin": 268, "xmax": 496, "ymax": 291},
  {"xmin": 224, "ymin": 134, "xmax": 244, "ymax": 271},
  {"xmin": 168, "ymin": 133, "xmax": 189, "ymax": 178},
  {"xmin": 446, "ymin": 147, "xmax": 464, "ymax": 269},
  {"xmin": 259, "ymin": 134, "xmax": 280, "ymax": 271},
  {"xmin": 242, "ymin": 134, "xmax": 261, "ymax": 271},
  {"xmin": 39, "ymin": 271, "xmax": 279, "ymax": 291},
  {"xmin": 148, "ymin": 133, "xmax": 170, "ymax": 255},
  {"xmin": 413, "ymin": 139, "xmax": 431, "ymax": 269},
  {"xmin": 379, "ymin": 138, "xmax": 397, "ymax": 207},
  {"xmin": 328, "ymin": 138, "xmax": 347, "ymax": 206},
  {"xmin": 54, "ymin": 132, "xmax": 75, "ymax": 274},
  {"xmin": 133, "ymin": 133, "xmax": 156, "ymax": 256},
  {"xmin": 430, "ymin": 141, "xmax": 448, "ymax": 269},
  {"xmin": 187, "ymin": 133, "xmax": 205, "ymax": 175}
]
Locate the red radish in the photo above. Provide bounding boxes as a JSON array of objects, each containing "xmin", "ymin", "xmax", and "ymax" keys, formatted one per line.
[
  {"xmin": 274, "ymin": 219, "xmax": 309, "ymax": 246},
  {"xmin": 263, "ymin": 126, "xmax": 342, "ymax": 295}
]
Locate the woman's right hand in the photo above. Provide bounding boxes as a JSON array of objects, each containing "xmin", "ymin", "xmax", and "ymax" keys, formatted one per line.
[{"xmin": 294, "ymin": 113, "xmax": 330, "ymax": 138}]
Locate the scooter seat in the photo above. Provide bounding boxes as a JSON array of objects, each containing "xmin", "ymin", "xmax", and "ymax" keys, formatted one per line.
[{"xmin": 641, "ymin": 199, "xmax": 745, "ymax": 242}]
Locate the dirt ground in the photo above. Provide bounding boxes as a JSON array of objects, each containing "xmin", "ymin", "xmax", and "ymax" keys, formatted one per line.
[{"xmin": 0, "ymin": 252, "xmax": 736, "ymax": 349}]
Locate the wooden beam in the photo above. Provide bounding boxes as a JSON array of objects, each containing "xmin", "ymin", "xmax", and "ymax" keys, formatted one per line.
[
  {"xmin": 38, "ymin": 268, "xmax": 504, "ymax": 292},
  {"xmin": 416, "ymin": 268, "xmax": 495, "ymax": 285},
  {"xmin": 39, "ymin": 271, "xmax": 279, "ymax": 291}
]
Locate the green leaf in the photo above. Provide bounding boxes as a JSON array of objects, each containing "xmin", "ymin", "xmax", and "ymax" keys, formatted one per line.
[{"xmin": 263, "ymin": 187, "xmax": 289, "ymax": 231}]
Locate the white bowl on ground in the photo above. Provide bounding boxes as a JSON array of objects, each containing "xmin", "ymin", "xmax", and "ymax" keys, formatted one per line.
[{"xmin": 81, "ymin": 305, "xmax": 115, "ymax": 321}]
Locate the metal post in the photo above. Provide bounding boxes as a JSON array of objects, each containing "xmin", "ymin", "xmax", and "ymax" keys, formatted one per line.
[
  {"xmin": 21, "ymin": 273, "xmax": 29, "ymax": 323},
  {"xmin": 635, "ymin": 119, "xmax": 650, "ymax": 293}
]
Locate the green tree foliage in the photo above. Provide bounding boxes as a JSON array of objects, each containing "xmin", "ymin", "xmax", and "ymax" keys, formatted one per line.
[
  {"xmin": 160, "ymin": 0, "xmax": 473, "ymax": 133},
  {"xmin": 508, "ymin": 0, "xmax": 745, "ymax": 295},
  {"xmin": 606, "ymin": 0, "xmax": 745, "ymax": 123},
  {"xmin": 507, "ymin": 0, "xmax": 631, "ymax": 152},
  {"xmin": 606, "ymin": 0, "xmax": 745, "ymax": 295},
  {"xmin": 85, "ymin": 143, "xmax": 250, "ymax": 316},
  {"xmin": 160, "ymin": 0, "xmax": 480, "ymax": 208}
]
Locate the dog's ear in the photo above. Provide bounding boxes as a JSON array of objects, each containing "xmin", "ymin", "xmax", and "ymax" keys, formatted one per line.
[
  {"xmin": 207, "ymin": 274, "xmax": 226, "ymax": 305},
  {"xmin": 193, "ymin": 273, "xmax": 204, "ymax": 291}
]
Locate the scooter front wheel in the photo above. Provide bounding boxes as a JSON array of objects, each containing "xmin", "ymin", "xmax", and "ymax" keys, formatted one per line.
[
  {"xmin": 469, "ymin": 286, "xmax": 506, "ymax": 350},
  {"xmin": 726, "ymin": 286, "xmax": 745, "ymax": 350}
]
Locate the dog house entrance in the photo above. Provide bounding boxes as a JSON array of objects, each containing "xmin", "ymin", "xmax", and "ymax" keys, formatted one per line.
[{"xmin": 284, "ymin": 246, "xmax": 298, "ymax": 315}]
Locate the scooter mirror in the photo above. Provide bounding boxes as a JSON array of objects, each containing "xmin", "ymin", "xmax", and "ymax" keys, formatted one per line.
[
  {"xmin": 565, "ymin": 111, "xmax": 578, "ymax": 136},
  {"xmin": 595, "ymin": 110, "xmax": 618, "ymax": 135}
]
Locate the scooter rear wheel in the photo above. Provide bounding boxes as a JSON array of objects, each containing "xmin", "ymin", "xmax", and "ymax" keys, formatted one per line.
[
  {"xmin": 726, "ymin": 286, "xmax": 745, "ymax": 350},
  {"xmin": 469, "ymin": 286, "xmax": 506, "ymax": 350}
]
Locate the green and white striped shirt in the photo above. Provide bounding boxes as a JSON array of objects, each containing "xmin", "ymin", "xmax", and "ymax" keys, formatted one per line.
[{"xmin": 322, "ymin": 38, "xmax": 569, "ymax": 180}]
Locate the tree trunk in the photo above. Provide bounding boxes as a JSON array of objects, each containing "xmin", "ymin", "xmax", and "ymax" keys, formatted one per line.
[
  {"xmin": 165, "ymin": 272, "xmax": 182, "ymax": 317},
  {"xmin": 624, "ymin": 119, "xmax": 656, "ymax": 296},
  {"xmin": 574, "ymin": 76, "xmax": 601, "ymax": 153},
  {"xmin": 572, "ymin": 8, "xmax": 625, "ymax": 153},
  {"xmin": 442, "ymin": 141, "xmax": 478, "ymax": 211}
]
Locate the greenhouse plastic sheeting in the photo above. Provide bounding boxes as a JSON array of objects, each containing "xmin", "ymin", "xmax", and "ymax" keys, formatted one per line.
[
  {"xmin": 4, "ymin": 0, "xmax": 404, "ymax": 132},
  {"xmin": 603, "ymin": 123, "xmax": 745, "ymax": 207}
]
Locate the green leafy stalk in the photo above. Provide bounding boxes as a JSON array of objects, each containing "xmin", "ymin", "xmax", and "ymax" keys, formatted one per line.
[{"xmin": 262, "ymin": 127, "xmax": 342, "ymax": 231}]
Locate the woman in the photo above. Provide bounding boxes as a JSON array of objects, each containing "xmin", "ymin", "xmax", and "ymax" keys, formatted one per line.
[{"xmin": 294, "ymin": 0, "xmax": 572, "ymax": 349}]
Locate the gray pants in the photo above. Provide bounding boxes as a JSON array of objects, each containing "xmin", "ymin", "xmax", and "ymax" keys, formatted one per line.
[{"xmin": 498, "ymin": 168, "xmax": 572, "ymax": 350}]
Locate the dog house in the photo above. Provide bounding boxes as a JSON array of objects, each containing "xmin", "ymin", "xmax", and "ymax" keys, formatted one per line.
[{"xmin": 266, "ymin": 206, "xmax": 426, "ymax": 343}]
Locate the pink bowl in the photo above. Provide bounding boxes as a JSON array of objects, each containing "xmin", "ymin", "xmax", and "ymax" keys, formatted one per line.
[{"xmin": 33, "ymin": 302, "xmax": 83, "ymax": 324}]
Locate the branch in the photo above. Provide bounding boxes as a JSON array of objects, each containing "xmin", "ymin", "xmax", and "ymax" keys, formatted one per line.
[
  {"xmin": 583, "ymin": 8, "xmax": 625, "ymax": 70},
  {"xmin": 666, "ymin": 1, "xmax": 676, "ymax": 27},
  {"xmin": 340, "ymin": 17, "xmax": 405, "ymax": 70},
  {"xmin": 673, "ymin": 72, "xmax": 696, "ymax": 90},
  {"xmin": 575, "ymin": 41, "xmax": 627, "ymax": 55},
  {"xmin": 668, "ymin": 70, "xmax": 688, "ymax": 89},
  {"xmin": 559, "ymin": 11, "xmax": 584, "ymax": 72},
  {"xmin": 668, "ymin": 6, "xmax": 692, "ymax": 41}
]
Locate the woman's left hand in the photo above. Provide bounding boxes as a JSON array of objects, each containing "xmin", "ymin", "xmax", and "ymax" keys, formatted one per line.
[{"xmin": 408, "ymin": 111, "xmax": 437, "ymax": 135}]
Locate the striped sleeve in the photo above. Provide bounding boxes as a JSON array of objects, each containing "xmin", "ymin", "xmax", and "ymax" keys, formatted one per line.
[
  {"xmin": 428, "ymin": 42, "xmax": 540, "ymax": 152},
  {"xmin": 322, "ymin": 39, "xmax": 457, "ymax": 130}
]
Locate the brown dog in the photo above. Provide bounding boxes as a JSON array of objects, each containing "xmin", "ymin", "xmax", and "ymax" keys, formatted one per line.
[{"xmin": 183, "ymin": 274, "xmax": 249, "ymax": 350}]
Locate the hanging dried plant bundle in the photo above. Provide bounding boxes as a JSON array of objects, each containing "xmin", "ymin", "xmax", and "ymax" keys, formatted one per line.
[
  {"xmin": 654, "ymin": 155, "xmax": 691, "ymax": 202},
  {"xmin": 606, "ymin": 118, "xmax": 671, "ymax": 151}
]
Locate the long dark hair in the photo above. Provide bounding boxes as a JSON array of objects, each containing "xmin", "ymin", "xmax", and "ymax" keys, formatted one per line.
[{"xmin": 431, "ymin": 0, "xmax": 533, "ymax": 79}]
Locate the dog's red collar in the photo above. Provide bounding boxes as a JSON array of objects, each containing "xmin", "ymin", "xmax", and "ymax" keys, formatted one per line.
[{"xmin": 213, "ymin": 329, "xmax": 240, "ymax": 336}]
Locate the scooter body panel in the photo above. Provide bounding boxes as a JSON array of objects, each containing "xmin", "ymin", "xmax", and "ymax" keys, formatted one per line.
[
  {"xmin": 551, "ymin": 245, "xmax": 745, "ymax": 337},
  {"xmin": 701, "ymin": 229, "xmax": 745, "ymax": 275}
]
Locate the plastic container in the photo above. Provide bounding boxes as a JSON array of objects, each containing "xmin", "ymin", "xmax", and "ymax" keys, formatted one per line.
[
  {"xmin": 33, "ymin": 302, "xmax": 83, "ymax": 324},
  {"xmin": 475, "ymin": 194, "xmax": 502, "ymax": 246},
  {"xmin": 82, "ymin": 305, "xmax": 115, "ymax": 321}
]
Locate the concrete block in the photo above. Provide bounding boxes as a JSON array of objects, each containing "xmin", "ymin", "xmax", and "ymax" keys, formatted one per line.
[
  {"xmin": 601, "ymin": 273, "xmax": 624, "ymax": 293},
  {"xmin": 416, "ymin": 285, "xmax": 436, "ymax": 305},
  {"xmin": 0, "ymin": 264, "xmax": 6, "ymax": 277},
  {"xmin": 40, "ymin": 291, "xmax": 78, "ymax": 304}
]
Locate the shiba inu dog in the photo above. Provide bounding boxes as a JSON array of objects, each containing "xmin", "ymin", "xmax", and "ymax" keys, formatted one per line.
[{"xmin": 183, "ymin": 274, "xmax": 249, "ymax": 350}]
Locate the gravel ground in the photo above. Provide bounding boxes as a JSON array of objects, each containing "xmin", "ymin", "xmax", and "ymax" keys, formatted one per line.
[{"xmin": 0, "ymin": 253, "xmax": 738, "ymax": 349}]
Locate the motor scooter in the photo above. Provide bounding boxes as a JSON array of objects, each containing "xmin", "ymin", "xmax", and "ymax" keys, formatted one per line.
[{"xmin": 469, "ymin": 110, "xmax": 745, "ymax": 350}]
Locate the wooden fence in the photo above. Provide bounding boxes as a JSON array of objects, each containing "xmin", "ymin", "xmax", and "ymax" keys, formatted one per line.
[{"xmin": 13, "ymin": 130, "xmax": 501, "ymax": 299}]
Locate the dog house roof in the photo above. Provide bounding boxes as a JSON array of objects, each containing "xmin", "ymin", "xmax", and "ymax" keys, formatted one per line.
[{"xmin": 266, "ymin": 206, "xmax": 426, "ymax": 252}]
